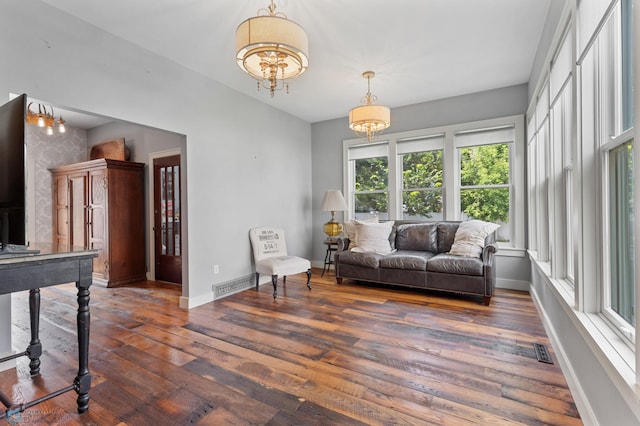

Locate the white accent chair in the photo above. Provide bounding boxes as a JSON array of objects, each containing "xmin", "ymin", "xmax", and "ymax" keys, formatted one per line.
[{"xmin": 249, "ymin": 226, "xmax": 311, "ymax": 298}]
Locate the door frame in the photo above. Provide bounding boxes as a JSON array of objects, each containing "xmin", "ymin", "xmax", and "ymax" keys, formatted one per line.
[{"xmin": 147, "ymin": 148, "xmax": 187, "ymax": 289}]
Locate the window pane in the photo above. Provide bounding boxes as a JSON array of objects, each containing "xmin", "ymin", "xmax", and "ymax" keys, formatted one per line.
[
  {"xmin": 459, "ymin": 143, "xmax": 511, "ymax": 242},
  {"xmin": 354, "ymin": 157, "xmax": 388, "ymax": 219},
  {"xmin": 609, "ymin": 140, "xmax": 634, "ymax": 325},
  {"xmin": 402, "ymin": 190, "xmax": 443, "ymax": 220},
  {"xmin": 355, "ymin": 193, "xmax": 387, "ymax": 218},
  {"xmin": 461, "ymin": 188, "xmax": 510, "ymax": 242},
  {"xmin": 355, "ymin": 157, "xmax": 387, "ymax": 190},
  {"xmin": 401, "ymin": 150, "xmax": 443, "ymax": 220},
  {"xmin": 621, "ymin": 0, "xmax": 633, "ymax": 131},
  {"xmin": 460, "ymin": 144, "xmax": 510, "ymax": 186}
]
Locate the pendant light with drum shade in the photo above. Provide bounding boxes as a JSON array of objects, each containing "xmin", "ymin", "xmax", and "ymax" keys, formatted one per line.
[{"xmin": 349, "ymin": 71, "xmax": 390, "ymax": 141}]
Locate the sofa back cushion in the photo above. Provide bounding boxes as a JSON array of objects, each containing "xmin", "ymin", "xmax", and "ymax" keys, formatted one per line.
[
  {"xmin": 395, "ymin": 223, "xmax": 438, "ymax": 252},
  {"xmin": 437, "ymin": 222, "xmax": 460, "ymax": 253}
]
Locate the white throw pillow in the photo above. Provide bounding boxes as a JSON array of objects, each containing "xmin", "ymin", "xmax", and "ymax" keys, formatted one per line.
[
  {"xmin": 351, "ymin": 220, "xmax": 394, "ymax": 254},
  {"xmin": 449, "ymin": 220, "xmax": 500, "ymax": 258},
  {"xmin": 344, "ymin": 217, "xmax": 378, "ymax": 241}
]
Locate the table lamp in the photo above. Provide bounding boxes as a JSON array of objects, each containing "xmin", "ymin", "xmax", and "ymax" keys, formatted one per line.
[{"xmin": 321, "ymin": 189, "xmax": 348, "ymax": 237}]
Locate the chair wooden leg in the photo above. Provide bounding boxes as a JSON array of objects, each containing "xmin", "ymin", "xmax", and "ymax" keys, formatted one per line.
[
  {"xmin": 306, "ymin": 269, "xmax": 311, "ymax": 290},
  {"xmin": 255, "ymin": 272, "xmax": 260, "ymax": 290},
  {"xmin": 283, "ymin": 276, "xmax": 287, "ymax": 285},
  {"xmin": 271, "ymin": 275, "xmax": 278, "ymax": 298}
]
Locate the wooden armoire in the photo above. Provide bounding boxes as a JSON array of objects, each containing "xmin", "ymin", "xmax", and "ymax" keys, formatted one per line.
[{"xmin": 51, "ymin": 159, "xmax": 146, "ymax": 287}]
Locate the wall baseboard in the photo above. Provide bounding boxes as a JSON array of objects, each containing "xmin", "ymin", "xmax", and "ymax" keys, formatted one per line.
[{"xmin": 496, "ymin": 278, "xmax": 530, "ymax": 292}]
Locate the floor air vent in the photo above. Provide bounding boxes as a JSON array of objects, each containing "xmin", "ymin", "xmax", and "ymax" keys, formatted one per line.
[{"xmin": 533, "ymin": 343, "xmax": 553, "ymax": 364}]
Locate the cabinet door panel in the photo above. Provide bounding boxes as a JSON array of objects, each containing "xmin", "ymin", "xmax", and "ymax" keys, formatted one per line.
[
  {"xmin": 69, "ymin": 173, "xmax": 87, "ymax": 249},
  {"xmin": 89, "ymin": 169, "xmax": 108, "ymax": 277},
  {"xmin": 54, "ymin": 175, "xmax": 69, "ymax": 245}
]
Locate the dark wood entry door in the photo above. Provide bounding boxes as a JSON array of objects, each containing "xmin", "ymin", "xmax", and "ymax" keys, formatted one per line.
[{"xmin": 154, "ymin": 155, "xmax": 182, "ymax": 284}]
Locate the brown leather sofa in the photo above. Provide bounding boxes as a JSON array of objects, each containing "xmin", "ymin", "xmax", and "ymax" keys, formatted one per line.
[{"xmin": 334, "ymin": 221, "xmax": 498, "ymax": 305}]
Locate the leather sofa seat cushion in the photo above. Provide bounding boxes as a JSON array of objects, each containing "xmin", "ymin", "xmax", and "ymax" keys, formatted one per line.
[
  {"xmin": 427, "ymin": 253, "xmax": 483, "ymax": 276},
  {"xmin": 337, "ymin": 251, "xmax": 382, "ymax": 268},
  {"xmin": 379, "ymin": 250, "xmax": 434, "ymax": 271},
  {"xmin": 395, "ymin": 223, "xmax": 438, "ymax": 252}
]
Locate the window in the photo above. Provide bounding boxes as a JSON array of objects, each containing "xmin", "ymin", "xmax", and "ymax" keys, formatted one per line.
[
  {"xmin": 344, "ymin": 116, "xmax": 525, "ymax": 250},
  {"xmin": 458, "ymin": 144, "xmax": 510, "ymax": 237},
  {"xmin": 347, "ymin": 143, "xmax": 389, "ymax": 220},
  {"xmin": 398, "ymin": 135, "xmax": 444, "ymax": 220},
  {"xmin": 607, "ymin": 139, "xmax": 634, "ymax": 327},
  {"xmin": 455, "ymin": 126, "xmax": 516, "ymax": 243}
]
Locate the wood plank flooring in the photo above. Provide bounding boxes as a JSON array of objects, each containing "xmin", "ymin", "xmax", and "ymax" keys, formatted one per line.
[{"xmin": 0, "ymin": 270, "xmax": 581, "ymax": 425}]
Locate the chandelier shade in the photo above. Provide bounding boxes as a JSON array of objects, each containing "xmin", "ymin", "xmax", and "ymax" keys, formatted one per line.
[
  {"xmin": 235, "ymin": 1, "xmax": 309, "ymax": 97},
  {"xmin": 349, "ymin": 104, "xmax": 391, "ymax": 135},
  {"xmin": 349, "ymin": 71, "xmax": 390, "ymax": 141}
]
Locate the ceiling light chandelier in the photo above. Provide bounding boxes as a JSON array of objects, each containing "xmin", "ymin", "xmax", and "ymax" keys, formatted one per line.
[
  {"xmin": 25, "ymin": 102, "xmax": 66, "ymax": 135},
  {"xmin": 349, "ymin": 71, "xmax": 390, "ymax": 142},
  {"xmin": 235, "ymin": 0, "xmax": 309, "ymax": 97}
]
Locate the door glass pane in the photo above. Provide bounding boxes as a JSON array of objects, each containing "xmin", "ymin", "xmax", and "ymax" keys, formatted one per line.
[
  {"xmin": 161, "ymin": 168, "xmax": 167, "ymax": 255},
  {"xmin": 173, "ymin": 166, "xmax": 180, "ymax": 256}
]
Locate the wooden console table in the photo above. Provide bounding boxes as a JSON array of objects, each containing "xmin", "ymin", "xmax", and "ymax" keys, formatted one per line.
[{"xmin": 0, "ymin": 244, "xmax": 97, "ymax": 421}]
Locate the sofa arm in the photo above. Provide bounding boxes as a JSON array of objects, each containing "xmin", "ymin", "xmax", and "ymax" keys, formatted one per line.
[
  {"xmin": 482, "ymin": 243, "xmax": 498, "ymax": 304},
  {"xmin": 335, "ymin": 236, "xmax": 351, "ymax": 252},
  {"xmin": 482, "ymin": 243, "xmax": 498, "ymax": 266}
]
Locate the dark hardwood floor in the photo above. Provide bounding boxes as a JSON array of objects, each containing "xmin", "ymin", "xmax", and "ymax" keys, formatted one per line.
[{"xmin": 0, "ymin": 270, "xmax": 581, "ymax": 425}]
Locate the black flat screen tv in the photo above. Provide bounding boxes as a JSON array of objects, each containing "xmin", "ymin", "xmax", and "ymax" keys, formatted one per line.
[{"xmin": 0, "ymin": 94, "xmax": 27, "ymax": 252}]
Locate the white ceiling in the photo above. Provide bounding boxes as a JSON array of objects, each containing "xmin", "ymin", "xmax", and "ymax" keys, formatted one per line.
[{"xmin": 41, "ymin": 0, "xmax": 551, "ymax": 125}]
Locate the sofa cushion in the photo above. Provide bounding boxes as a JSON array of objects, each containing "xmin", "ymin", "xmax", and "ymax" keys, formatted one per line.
[
  {"xmin": 351, "ymin": 220, "xmax": 395, "ymax": 254},
  {"xmin": 336, "ymin": 251, "xmax": 383, "ymax": 268},
  {"xmin": 449, "ymin": 220, "xmax": 500, "ymax": 258},
  {"xmin": 395, "ymin": 223, "xmax": 438, "ymax": 252},
  {"xmin": 427, "ymin": 253, "xmax": 483, "ymax": 276},
  {"xmin": 437, "ymin": 222, "xmax": 459, "ymax": 253},
  {"xmin": 379, "ymin": 250, "xmax": 433, "ymax": 271}
]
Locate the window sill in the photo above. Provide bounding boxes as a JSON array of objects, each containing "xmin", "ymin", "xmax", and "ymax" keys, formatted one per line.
[{"xmin": 496, "ymin": 246, "xmax": 527, "ymax": 257}]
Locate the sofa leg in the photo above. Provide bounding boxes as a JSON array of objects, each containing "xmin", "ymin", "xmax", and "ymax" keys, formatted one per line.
[
  {"xmin": 305, "ymin": 269, "xmax": 312, "ymax": 290},
  {"xmin": 483, "ymin": 296, "xmax": 491, "ymax": 306},
  {"xmin": 336, "ymin": 277, "xmax": 343, "ymax": 284}
]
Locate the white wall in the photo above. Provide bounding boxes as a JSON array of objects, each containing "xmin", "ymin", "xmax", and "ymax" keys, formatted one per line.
[
  {"xmin": 0, "ymin": 0, "xmax": 312, "ymax": 314},
  {"xmin": 310, "ymin": 84, "xmax": 531, "ymax": 285}
]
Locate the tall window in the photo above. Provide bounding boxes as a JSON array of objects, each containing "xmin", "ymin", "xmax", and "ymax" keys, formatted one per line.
[
  {"xmin": 455, "ymin": 126, "xmax": 515, "ymax": 243},
  {"xmin": 398, "ymin": 135, "xmax": 444, "ymax": 220},
  {"xmin": 459, "ymin": 144, "xmax": 510, "ymax": 231},
  {"xmin": 607, "ymin": 139, "xmax": 634, "ymax": 326},
  {"xmin": 348, "ymin": 143, "xmax": 389, "ymax": 220}
]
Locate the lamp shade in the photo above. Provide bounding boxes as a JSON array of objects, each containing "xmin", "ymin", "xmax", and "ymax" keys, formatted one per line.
[{"xmin": 321, "ymin": 190, "xmax": 348, "ymax": 212}]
